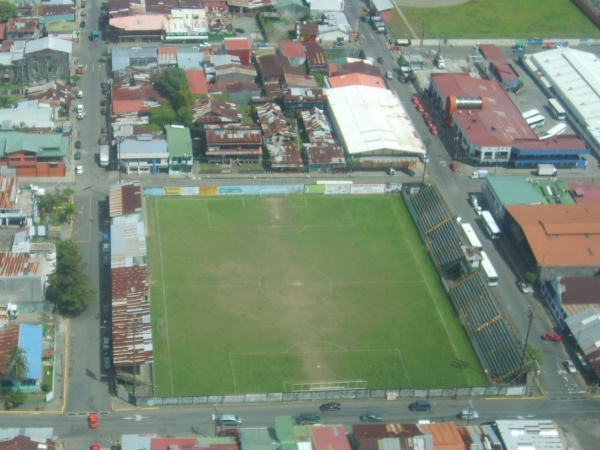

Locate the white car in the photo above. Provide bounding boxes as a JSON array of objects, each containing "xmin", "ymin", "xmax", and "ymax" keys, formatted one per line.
[
  {"xmin": 76, "ymin": 166, "xmax": 83, "ymax": 174},
  {"xmin": 564, "ymin": 360, "xmax": 577, "ymax": 373},
  {"xmin": 458, "ymin": 410, "xmax": 479, "ymax": 420},
  {"xmin": 199, "ymin": 42, "xmax": 211, "ymax": 47}
]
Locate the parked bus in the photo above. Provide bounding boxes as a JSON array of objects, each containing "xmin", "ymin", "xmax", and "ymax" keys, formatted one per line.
[
  {"xmin": 539, "ymin": 123, "xmax": 567, "ymax": 140},
  {"xmin": 526, "ymin": 114, "xmax": 546, "ymax": 129},
  {"xmin": 481, "ymin": 210, "xmax": 501, "ymax": 239},
  {"xmin": 548, "ymin": 98, "xmax": 566, "ymax": 120},
  {"xmin": 480, "ymin": 251, "xmax": 499, "ymax": 286},
  {"xmin": 521, "ymin": 109, "xmax": 541, "ymax": 120},
  {"xmin": 461, "ymin": 223, "xmax": 483, "ymax": 249}
]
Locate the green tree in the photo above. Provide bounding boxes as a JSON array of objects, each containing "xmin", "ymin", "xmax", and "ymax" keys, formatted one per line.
[
  {"xmin": 149, "ymin": 104, "xmax": 177, "ymax": 129},
  {"xmin": 176, "ymin": 106, "xmax": 194, "ymax": 129},
  {"xmin": 6, "ymin": 346, "xmax": 28, "ymax": 384},
  {"xmin": 0, "ymin": 2, "xmax": 17, "ymax": 22},
  {"xmin": 0, "ymin": 95, "xmax": 18, "ymax": 108},
  {"xmin": 47, "ymin": 241, "xmax": 96, "ymax": 316},
  {"xmin": 155, "ymin": 68, "xmax": 189, "ymax": 100},
  {"xmin": 171, "ymin": 89, "xmax": 192, "ymax": 112},
  {"xmin": 8, "ymin": 389, "xmax": 27, "ymax": 406}
]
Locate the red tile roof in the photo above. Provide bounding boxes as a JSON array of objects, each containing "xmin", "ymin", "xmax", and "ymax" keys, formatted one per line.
[
  {"xmin": 186, "ymin": 69, "xmax": 208, "ymax": 95},
  {"xmin": 328, "ymin": 73, "xmax": 386, "ymax": 89},
  {"xmin": 112, "ymin": 100, "xmax": 145, "ymax": 114},
  {"xmin": 224, "ymin": 37, "xmax": 251, "ymax": 50},
  {"xmin": 477, "ymin": 44, "xmax": 506, "ymax": 61},
  {"xmin": 280, "ymin": 41, "xmax": 306, "ymax": 58},
  {"xmin": 512, "ymin": 135, "xmax": 588, "ymax": 151},
  {"xmin": 312, "ymin": 426, "xmax": 352, "ymax": 450},
  {"xmin": 151, "ymin": 438, "xmax": 196, "ymax": 450}
]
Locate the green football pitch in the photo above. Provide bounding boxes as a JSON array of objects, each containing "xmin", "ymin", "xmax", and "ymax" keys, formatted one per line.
[{"xmin": 145, "ymin": 195, "xmax": 487, "ymax": 397}]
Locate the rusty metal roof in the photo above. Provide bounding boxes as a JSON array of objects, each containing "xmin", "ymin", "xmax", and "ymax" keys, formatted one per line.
[
  {"xmin": 304, "ymin": 42, "xmax": 327, "ymax": 68},
  {"xmin": 306, "ymin": 145, "xmax": 345, "ymax": 164},
  {"xmin": 111, "ymin": 266, "xmax": 153, "ymax": 367},
  {"xmin": 0, "ymin": 252, "xmax": 42, "ymax": 277},
  {"xmin": 301, "ymin": 107, "xmax": 335, "ymax": 145},
  {"xmin": 192, "ymin": 95, "xmax": 241, "ymax": 124},
  {"xmin": 109, "ymin": 182, "xmax": 142, "ymax": 218},
  {"xmin": 0, "ymin": 325, "xmax": 20, "ymax": 378},
  {"xmin": 256, "ymin": 103, "xmax": 294, "ymax": 140},
  {"xmin": 205, "ymin": 123, "xmax": 262, "ymax": 145},
  {"xmin": 267, "ymin": 142, "xmax": 303, "ymax": 168},
  {"xmin": 0, "ymin": 176, "xmax": 18, "ymax": 209}
]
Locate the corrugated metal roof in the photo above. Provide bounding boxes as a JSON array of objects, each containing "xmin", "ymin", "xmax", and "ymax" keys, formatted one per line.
[
  {"xmin": 165, "ymin": 125, "xmax": 193, "ymax": 157},
  {"xmin": 0, "ymin": 252, "xmax": 42, "ymax": 277},
  {"xmin": 25, "ymin": 36, "xmax": 72, "ymax": 55},
  {"xmin": 0, "ymin": 430, "xmax": 55, "ymax": 442},
  {"xmin": 0, "ymin": 175, "xmax": 18, "ymax": 209},
  {"xmin": 486, "ymin": 175, "xmax": 542, "ymax": 206},
  {"xmin": 312, "ymin": 426, "xmax": 352, "ymax": 450},
  {"xmin": 110, "ymin": 220, "xmax": 146, "ymax": 269},
  {"xmin": 109, "ymin": 182, "xmax": 142, "ymax": 218}
]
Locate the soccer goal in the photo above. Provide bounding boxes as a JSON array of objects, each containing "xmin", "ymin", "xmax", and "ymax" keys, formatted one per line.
[
  {"xmin": 285, "ymin": 380, "xmax": 367, "ymax": 392},
  {"xmin": 260, "ymin": 189, "xmax": 289, "ymax": 197}
]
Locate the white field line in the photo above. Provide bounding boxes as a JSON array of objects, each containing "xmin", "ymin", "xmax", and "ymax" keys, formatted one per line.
[
  {"xmin": 229, "ymin": 353, "xmax": 237, "ymax": 394},
  {"xmin": 161, "ymin": 280, "xmax": 415, "ymax": 289},
  {"xmin": 395, "ymin": 348, "xmax": 412, "ymax": 386},
  {"xmin": 155, "ymin": 199, "xmax": 175, "ymax": 395}
]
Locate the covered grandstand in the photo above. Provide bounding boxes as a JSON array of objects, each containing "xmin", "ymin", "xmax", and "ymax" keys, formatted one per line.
[{"xmin": 403, "ymin": 184, "xmax": 527, "ymax": 384}]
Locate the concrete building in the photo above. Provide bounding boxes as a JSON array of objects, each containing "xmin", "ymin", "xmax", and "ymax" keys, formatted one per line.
[
  {"xmin": 117, "ymin": 135, "xmax": 169, "ymax": 174},
  {"xmin": 0, "ymin": 251, "xmax": 47, "ymax": 305},
  {"xmin": 223, "ymin": 37, "xmax": 252, "ymax": 66},
  {"xmin": 165, "ymin": 125, "xmax": 193, "ymax": 175},
  {"xmin": 0, "ymin": 131, "xmax": 68, "ymax": 177},
  {"xmin": 481, "ymin": 175, "xmax": 542, "ymax": 222}
]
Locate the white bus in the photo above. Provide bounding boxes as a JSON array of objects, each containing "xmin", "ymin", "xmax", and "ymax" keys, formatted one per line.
[
  {"xmin": 481, "ymin": 210, "xmax": 501, "ymax": 240},
  {"xmin": 480, "ymin": 250, "xmax": 499, "ymax": 286},
  {"xmin": 539, "ymin": 123, "xmax": 567, "ymax": 140},
  {"xmin": 461, "ymin": 223, "xmax": 483, "ymax": 249},
  {"xmin": 526, "ymin": 114, "xmax": 546, "ymax": 129},
  {"xmin": 548, "ymin": 98, "xmax": 566, "ymax": 120},
  {"xmin": 522, "ymin": 109, "xmax": 541, "ymax": 120}
]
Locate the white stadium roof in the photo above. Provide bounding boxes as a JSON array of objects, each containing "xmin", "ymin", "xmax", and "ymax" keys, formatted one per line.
[
  {"xmin": 529, "ymin": 48, "xmax": 600, "ymax": 148},
  {"xmin": 325, "ymin": 85, "xmax": 426, "ymax": 157}
]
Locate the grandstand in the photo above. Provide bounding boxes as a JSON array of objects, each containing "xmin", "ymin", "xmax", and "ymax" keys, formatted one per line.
[{"xmin": 403, "ymin": 185, "xmax": 527, "ymax": 383}]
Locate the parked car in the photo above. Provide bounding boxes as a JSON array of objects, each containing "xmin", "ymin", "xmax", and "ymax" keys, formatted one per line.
[
  {"xmin": 429, "ymin": 126, "xmax": 438, "ymax": 135},
  {"xmin": 411, "ymin": 96, "xmax": 420, "ymax": 105},
  {"xmin": 217, "ymin": 429, "xmax": 239, "ymax": 437},
  {"xmin": 408, "ymin": 400, "xmax": 431, "ymax": 411},
  {"xmin": 564, "ymin": 360, "xmax": 577, "ymax": 373},
  {"xmin": 74, "ymin": 151, "xmax": 82, "ymax": 160},
  {"xmin": 100, "ymin": 99, "xmax": 106, "ymax": 106},
  {"xmin": 199, "ymin": 42, "xmax": 211, "ymax": 47},
  {"xmin": 319, "ymin": 402, "xmax": 341, "ymax": 411},
  {"xmin": 81, "ymin": 10, "xmax": 86, "ymax": 16},
  {"xmin": 450, "ymin": 161, "xmax": 459, "ymax": 172},
  {"xmin": 377, "ymin": 57, "xmax": 384, "ymax": 64},
  {"xmin": 88, "ymin": 412, "xmax": 99, "ymax": 428},
  {"xmin": 103, "ymin": 243, "xmax": 110, "ymax": 253},
  {"xmin": 76, "ymin": 166, "xmax": 83, "ymax": 174},
  {"xmin": 360, "ymin": 413, "xmax": 383, "ymax": 422},
  {"xmin": 217, "ymin": 414, "xmax": 242, "ymax": 426},
  {"xmin": 103, "ymin": 356, "xmax": 112, "ymax": 370},
  {"xmin": 234, "ymin": 28, "xmax": 245, "ymax": 33},
  {"xmin": 80, "ymin": 21, "xmax": 86, "ymax": 28},
  {"xmin": 75, "ymin": 140, "xmax": 81, "ymax": 149},
  {"xmin": 542, "ymin": 333, "xmax": 562, "ymax": 342},
  {"xmin": 91, "ymin": 443, "xmax": 100, "ymax": 450},
  {"xmin": 296, "ymin": 413, "xmax": 321, "ymax": 425},
  {"xmin": 100, "ymin": 107, "xmax": 108, "ymax": 115},
  {"xmin": 517, "ymin": 281, "xmax": 533, "ymax": 293},
  {"xmin": 102, "ymin": 337, "xmax": 111, "ymax": 350},
  {"xmin": 457, "ymin": 410, "xmax": 479, "ymax": 420},
  {"xmin": 416, "ymin": 104, "xmax": 425, "ymax": 112}
]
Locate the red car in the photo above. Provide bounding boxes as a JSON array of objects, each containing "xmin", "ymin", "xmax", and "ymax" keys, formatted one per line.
[
  {"xmin": 416, "ymin": 104, "xmax": 425, "ymax": 112},
  {"xmin": 217, "ymin": 429, "xmax": 239, "ymax": 437},
  {"xmin": 88, "ymin": 413, "xmax": 99, "ymax": 429},
  {"xmin": 422, "ymin": 112, "xmax": 431, "ymax": 121},
  {"xmin": 411, "ymin": 96, "xmax": 420, "ymax": 105},
  {"xmin": 542, "ymin": 333, "xmax": 562, "ymax": 342},
  {"xmin": 429, "ymin": 127, "xmax": 438, "ymax": 135},
  {"xmin": 450, "ymin": 161, "xmax": 459, "ymax": 172},
  {"xmin": 91, "ymin": 444, "xmax": 100, "ymax": 450}
]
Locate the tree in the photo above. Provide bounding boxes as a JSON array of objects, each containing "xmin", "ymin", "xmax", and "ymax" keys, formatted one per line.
[
  {"xmin": 149, "ymin": 104, "xmax": 177, "ymax": 129},
  {"xmin": 0, "ymin": 2, "xmax": 17, "ymax": 23},
  {"xmin": 47, "ymin": 241, "xmax": 96, "ymax": 316},
  {"xmin": 176, "ymin": 106, "xmax": 194, "ymax": 129},
  {"xmin": 171, "ymin": 89, "xmax": 192, "ymax": 112},
  {"xmin": 6, "ymin": 346, "xmax": 28, "ymax": 384},
  {"xmin": 0, "ymin": 95, "xmax": 18, "ymax": 108},
  {"xmin": 155, "ymin": 68, "xmax": 189, "ymax": 100}
]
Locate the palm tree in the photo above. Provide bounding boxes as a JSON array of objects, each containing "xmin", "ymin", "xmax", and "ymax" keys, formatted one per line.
[{"xmin": 6, "ymin": 346, "xmax": 28, "ymax": 386}]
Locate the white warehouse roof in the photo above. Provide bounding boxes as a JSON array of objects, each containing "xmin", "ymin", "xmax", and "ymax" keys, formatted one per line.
[
  {"xmin": 529, "ymin": 48, "xmax": 600, "ymax": 148},
  {"xmin": 326, "ymin": 85, "xmax": 426, "ymax": 157}
]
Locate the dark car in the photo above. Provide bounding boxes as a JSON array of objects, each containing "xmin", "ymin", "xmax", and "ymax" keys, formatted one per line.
[
  {"xmin": 360, "ymin": 413, "xmax": 383, "ymax": 422},
  {"xmin": 100, "ymin": 99, "xmax": 107, "ymax": 106},
  {"xmin": 217, "ymin": 429, "xmax": 239, "ymax": 437},
  {"xmin": 319, "ymin": 402, "xmax": 341, "ymax": 411},
  {"xmin": 408, "ymin": 400, "xmax": 431, "ymax": 411},
  {"xmin": 101, "ymin": 127, "xmax": 108, "ymax": 136},
  {"xmin": 75, "ymin": 140, "xmax": 81, "ymax": 149},
  {"xmin": 100, "ymin": 107, "xmax": 108, "ymax": 115},
  {"xmin": 235, "ymin": 28, "xmax": 245, "ymax": 33},
  {"xmin": 74, "ymin": 151, "xmax": 82, "ymax": 160},
  {"xmin": 377, "ymin": 57, "xmax": 384, "ymax": 64},
  {"xmin": 80, "ymin": 21, "xmax": 86, "ymax": 28},
  {"xmin": 296, "ymin": 413, "xmax": 321, "ymax": 425}
]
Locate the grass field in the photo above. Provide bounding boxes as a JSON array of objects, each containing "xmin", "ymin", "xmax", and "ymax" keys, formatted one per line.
[
  {"xmin": 146, "ymin": 195, "xmax": 487, "ymax": 397},
  {"xmin": 389, "ymin": 0, "xmax": 600, "ymax": 40}
]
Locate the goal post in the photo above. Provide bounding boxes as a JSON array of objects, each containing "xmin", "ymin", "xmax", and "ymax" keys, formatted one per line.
[{"xmin": 284, "ymin": 380, "xmax": 367, "ymax": 392}]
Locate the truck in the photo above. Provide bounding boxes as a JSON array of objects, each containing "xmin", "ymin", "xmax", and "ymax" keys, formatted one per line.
[
  {"xmin": 470, "ymin": 170, "xmax": 489, "ymax": 179},
  {"xmin": 91, "ymin": 30, "xmax": 99, "ymax": 41},
  {"xmin": 99, "ymin": 144, "xmax": 109, "ymax": 167},
  {"xmin": 536, "ymin": 164, "xmax": 557, "ymax": 176}
]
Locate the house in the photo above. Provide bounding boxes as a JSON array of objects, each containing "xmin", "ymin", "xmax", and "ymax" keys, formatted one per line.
[
  {"xmin": 0, "ymin": 324, "xmax": 43, "ymax": 391},
  {"xmin": 0, "ymin": 131, "xmax": 68, "ymax": 177},
  {"xmin": 191, "ymin": 95, "xmax": 241, "ymax": 136},
  {"xmin": 283, "ymin": 73, "xmax": 318, "ymax": 89},
  {"xmin": 280, "ymin": 41, "xmax": 306, "ymax": 66},
  {"xmin": 165, "ymin": 125, "xmax": 193, "ymax": 174},
  {"xmin": 327, "ymin": 73, "xmax": 386, "ymax": 89},
  {"xmin": 226, "ymin": 0, "xmax": 276, "ymax": 13},
  {"xmin": 223, "ymin": 37, "xmax": 252, "ymax": 66},
  {"xmin": 112, "ymin": 47, "xmax": 158, "ymax": 72},
  {"xmin": 213, "ymin": 63, "xmax": 257, "ymax": 84},
  {"xmin": 0, "ymin": 252, "xmax": 46, "ymax": 305},
  {"xmin": 157, "ymin": 47, "xmax": 178, "ymax": 67},
  {"xmin": 304, "ymin": 42, "xmax": 328, "ymax": 73},
  {"xmin": 209, "ymin": 80, "xmax": 261, "ymax": 105},
  {"xmin": 568, "ymin": 181, "xmax": 600, "ymax": 204},
  {"xmin": 164, "ymin": 9, "xmax": 210, "ymax": 44},
  {"xmin": 274, "ymin": 0, "xmax": 310, "ymax": 19},
  {"xmin": 109, "ymin": 181, "xmax": 142, "ymax": 218},
  {"xmin": 297, "ymin": 22, "xmax": 318, "ymax": 43},
  {"xmin": 317, "ymin": 12, "xmax": 353, "ymax": 43},
  {"xmin": 108, "ymin": 14, "xmax": 165, "ymax": 43},
  {"xmin": 476, "ymin": 44, "xmax": 522, "ymax": 92},
  {"xmin": 329, "ymin": 60, "xmax": 383, "ymax": 78},
  {"xmin": 26, "ymin": 81, "xmax": 72, "ymax": 110},
  {"xmin": 301, "ymin": 107, "xmax": 335, "ymax": 145},
  {"xmin": 266, "ymin": 142, "xmax": 303, "ymax": 172},
  {"xmin": 257, "ymin": 54, "xmax": 305, "ymax": 85},
  {"xmin": 185, "ymin": 69, "xmax": 208, "ymax": 95},
  {"xmin": 19, "ymin": 37, "xmax": 72, "ymax": 84},
  {"xmin": 305, "ymin": 144, "xmax": 345, "ymax": 172},
  {"xmin": 6, "ymin": 18, "xmax": 39, "ymax": 41},
  {"xmin": 176, "ymin": 47, "xmax": 204, "ymax": 70},
  {"xmin": 480, "ymin": 176, "xmax": 543, "ymax": 222},
  {"xmin": 117, "ymin": 135, "xmax": 169, "ymax": 174},
  {"xmin": 0, "ymin": 176, "xmax": 34, "ymax": 227},
  {"xmin": 256, "ymin": 102, "xmax": 294, "ymax": 143},
  {"xmin": 283, "ymin": 88, "xmax": 327, "ymax": 111},
  {"xmin": 204, "ymin": 123, "xmax": 263, "ymax": 163}
]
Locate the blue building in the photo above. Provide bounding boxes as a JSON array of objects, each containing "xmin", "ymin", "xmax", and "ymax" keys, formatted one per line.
[{"xmin": 510, "ymin": 135, "xmax": 589, "ymax": 169}]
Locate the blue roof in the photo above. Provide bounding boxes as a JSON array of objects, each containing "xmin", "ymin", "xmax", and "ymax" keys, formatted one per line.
[{"xmin": 18, "ymin": 324, "xmax": 43, "ymax": 380}]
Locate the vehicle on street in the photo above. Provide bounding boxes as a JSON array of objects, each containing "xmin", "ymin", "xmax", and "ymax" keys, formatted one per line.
[
  {"xmin": 88, "ymin": 413, "xmax": 99, "ymax": 428},
  {"xmin": 76, "ymin": 166, "xmax": 83, "ymax": 174},
  {"xmin": 102, "ymin": 337, "xmax": 111, "ymax": 350},
  {"xmin": 402, "ymin": 168, "xmax": 416, "ymax": 176},
  {"xmin": 458, "ymin": 410, "xmax": 479, "ymax": 420},
  {"xmin": 91, "ymin": 443, "xmax": 100, "ymax": 450},
  {"xmin": 75, "ymin": 140, "xmax": 81, "ymax": 149},
  {"xmin": 564, "ymin": 360, "xmax": 577, "ymax": 373},
  {"xmin": 517, "ymin": 281, "xmax": 533, "ymax": 293},
  {"xmin": 429, "ymin": 126, "xmax": 438, "ymax": 135},
  {"xmin": 450, "ymin": 161, "xmax": 459, "ymax": 172},
  {"xmin": 200, "ymin": 42, "xmax": 211, "ymax": 47},
  {"xmin": 101, "ymin": 107, "xmax": 108, "ymax": 115},
  {"xmin": 411, "ymin": 96, "xmax": 420, "ymax": 104},
  {"xmin": 296, "ymin": 413, "xmax": 321, "ymax": 425},
  {"xmin": 333, "ymin": 42, "xmax": 345, "ymax": 48},
  {"xmin": 470, "ymin": 170, "xmax": 489, "ymax": 179},
  {"xmin": 422, "ymin": 112, "xmax": 430, "ymax": 121},
  {"xmin": 100, "ymin": 99, "xmax": 106, "ymax": 106},
  {"xmin": 81, "ymin": 10, "xmax": 86, "ymax": 16},
  {"xmin": 74, "ymin": 151, "xmax": 82, "ymax": 160},
  {"xmin": 234, "ymin": 28, "xmax": 245, "ymax": 33},
  {"xmin": 103, "ymin": 356, "xmax": 112, "ymax": 370},
  {"xmin": 102, "ymin": 254, "xmax": 110, "ymax": 267},
  {"xmin": 217, "ymin": 414, "xmax": 242, "ymax": 426},
  {"xmin": 542, "ymin": 333, "xmax": 562, "ymax": 342},
  {"xmin": 360, "ymin": 413, "xmax": 383, "ymax": 422},
  {"xmin": 257, "ymin": 42, "xmax": 270, "ymax": 48},
  {"xmin": 217, "ymin": 429, "xmax": 239, "ymax": 437},
  {"xmin": 386, "ymin": 71, "xmax": 393, "ymax": 79},
  {"xmin": 103, "ymin": 243, "xmax": 110, "ymax": 253},
  {"xmin": 319, "ymin": 402, "xmax": 341, "ymax": 411},
  {"xmin": 416, "ymin": 104, "xmax": 425, "ymax": 112},
  {"xmin": 377, "ymin": 57, "xmax": 384, "ymax": 64},
  {"xmin": 80, "ymin": 21, "xmax": 86, "ymax": 28},
  {"xmin": 408, "ymin": 400, "xmax": 431, "ymax": 411}
]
